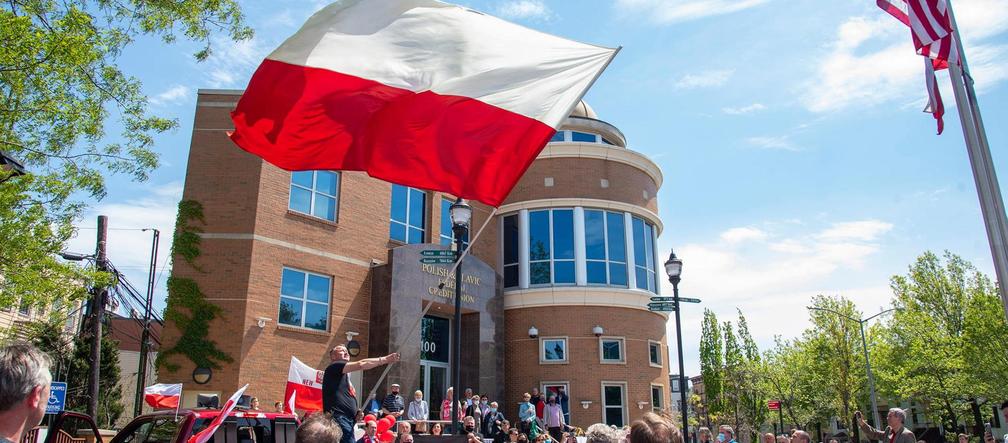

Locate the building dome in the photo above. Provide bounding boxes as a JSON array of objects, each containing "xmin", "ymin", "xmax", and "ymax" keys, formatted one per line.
[{"xmin": 569, "ymin": 100, "xmax": 597, "ymax": 119}]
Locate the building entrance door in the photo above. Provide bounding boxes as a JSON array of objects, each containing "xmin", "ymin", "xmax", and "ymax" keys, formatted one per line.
[{"xmin": 420, "ymin": 315, "xmax": 451, "ymax": 420}]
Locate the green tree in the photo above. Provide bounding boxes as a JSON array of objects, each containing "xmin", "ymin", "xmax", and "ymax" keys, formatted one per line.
[
  {"xmin": 0, "ymin": 0, "xmax": 251, "ymax": 310},
  {"xmin": 66, "ymin": 326, "xmax": 124, "ymax": 428},
  {"xmin": 874, "ymin": 251, "xmax": 1008, "ymax": 435},
  {"xmin": 762, "ymin": 336, "xmax": 833, "ymax": 430},
  {"xmin": 723, "ymin": 320, "xmax": 743, "ymax": 431},
  {"xmin": 736, "ymin": 311, "xmax": 768, "ymax": 440},
  {"xmin": 805, "ymin": 295, "xmax": 865, "ymax": 433},
  {"xmin": 700, "ymin": 309, "xmax": 725, "ymax": 422}
]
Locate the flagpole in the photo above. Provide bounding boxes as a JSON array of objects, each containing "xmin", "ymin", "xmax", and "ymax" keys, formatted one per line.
[{"xmin": 945, "ymin": 0, "xmax": 1008, "ymax": 320}]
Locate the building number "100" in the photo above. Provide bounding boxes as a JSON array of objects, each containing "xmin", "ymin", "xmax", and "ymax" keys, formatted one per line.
[{"xmin": 421, "ymin": 341, "xmax": 436, "ymax": 353}]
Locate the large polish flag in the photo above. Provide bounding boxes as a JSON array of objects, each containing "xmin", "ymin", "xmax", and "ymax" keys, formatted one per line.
[
  {"xmin": 283, "ymin": 356, "xmax": 324, "ymax": 412},
  {"xmin": 143, "ymin": 383, "xmax": 182, "ymax": 409},
  {"xmin": 189, "ymin": 384, "xmax": 249, "ymax": 443},
  {"xmin": 230, "ymin": 0, "xmax": 618, "ymax": 207}
]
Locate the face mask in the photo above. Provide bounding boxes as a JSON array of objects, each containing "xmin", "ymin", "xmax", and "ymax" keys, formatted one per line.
[
  {"xmin": 490, "ymin": 408, "xmax": 497, "ymax": 413},
  {"xmin": 465, "ymin": 426, "xmax": 475, "ymax": 432},
  {"xmin": 481, "ymin": 400, "xmax": 487, "ymax": 405},
  {"xmin": 718, "ymin": 434, "xmax": 726, "ymax": 442}
]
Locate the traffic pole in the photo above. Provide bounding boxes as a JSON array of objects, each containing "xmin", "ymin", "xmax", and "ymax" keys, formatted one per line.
[{"xmin": 134, "ymin": 228, "xmax": 159, "ymax": 417}]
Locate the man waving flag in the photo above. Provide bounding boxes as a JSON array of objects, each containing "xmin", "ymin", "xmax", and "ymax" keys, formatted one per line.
[{"xmin": 230, "ymin": 0, "xmax": 617, "ymax": 207}]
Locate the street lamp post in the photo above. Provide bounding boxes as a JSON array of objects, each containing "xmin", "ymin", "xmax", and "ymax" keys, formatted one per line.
[
  {"xmin": 449, "ymin": 198, "xmax": 472, "ymax": 435},
  {"xmin": 807, "ymin": 306, "xmax": 897, "ymax": 433},
  {"xmin": 664, "ymin": 251, "xmax": 689, "ymax": 438}
]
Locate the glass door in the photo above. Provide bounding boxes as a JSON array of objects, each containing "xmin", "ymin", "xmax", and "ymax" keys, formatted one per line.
[
  {"xmin": 420, "ymin": 315, "xmax": 451, "ymax": 420},
  {"xmin": 422, "ymin": 364, "xmax": 448, "ymax": 420}
]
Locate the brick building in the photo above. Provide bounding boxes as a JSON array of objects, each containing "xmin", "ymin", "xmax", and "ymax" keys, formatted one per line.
[{"xmin": 158, "ymin": 91, "xmax": 670, "ymax": 428}]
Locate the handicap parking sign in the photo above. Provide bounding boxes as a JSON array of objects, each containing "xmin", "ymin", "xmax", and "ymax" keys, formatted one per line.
[{"xmin": 46, "ymin": 382, "xmax": 66, "ymax": 414}]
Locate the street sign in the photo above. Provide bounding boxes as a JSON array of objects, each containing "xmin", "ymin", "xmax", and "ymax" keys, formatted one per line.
[
  {"xmin": 678, "ymin": 297, "xmax": 701, "ymax": 303},
  {"xmin": 650, "ymin": 297, "xmax": 674, "ymax": 302},
  {"xmin": 420, "ymin": 257, "xmax": 455, "ymax": 264},
  {"xmin": 768, "ymin": 400, "xmax": 781, "ymax": 411},
  {"xmin": 47, "ymin": 382, "xmax": 66, "ymax": 414},
  {"xmin": 647, "ymin": 303, "xmax": 677, "ymax": 311},
  {"xmin": 421, "ymin": 250, "xmax": 455, "ymax": 257}
]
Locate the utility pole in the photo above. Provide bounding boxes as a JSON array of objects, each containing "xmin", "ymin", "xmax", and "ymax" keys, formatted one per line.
[
  {"xmin": 89, "ymin": 215, "xmax": 109, "ymax": 418},
  {"xmin": 134, "ymin": 228, "xmax": 159, "ymax": 417}
]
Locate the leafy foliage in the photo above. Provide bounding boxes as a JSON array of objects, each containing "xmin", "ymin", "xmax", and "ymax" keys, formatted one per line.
[
  {"xmin": 0, "ymin": 0, "xmax": 250, "ymax": 310},
  {"xmin": 700, "ymin": 308, "xmax": 724, "ymax": 422},
  {"xmin": 156, "ymin": 200, "xmax": 231, "ymax": 372}
]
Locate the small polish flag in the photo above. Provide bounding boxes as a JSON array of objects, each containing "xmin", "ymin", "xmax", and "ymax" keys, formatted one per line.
[
  {"xmin": 230, "ymin": 0, "xmax": 617, "ymax": 207},
  {"xmin": 283, "ymin": 356, "xmax": 323, "ymax": 412},
  {"xmin": 143, "ymin": 384, "xmax": 182, "ymax": 410},
  {"xmin": 188, "ymin": 384, "xmax": 249, "ymax": 443}
]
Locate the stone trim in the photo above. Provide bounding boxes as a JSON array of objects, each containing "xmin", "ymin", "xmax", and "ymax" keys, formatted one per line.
[
  {"xmin": 503, "ymin": 287, "xmax": 669, "ymax": 318},
  {"xmin": 537, "ymin": 143, "xmax": 663, "ymax": 188},
  {"xmin": 197, "ymin": 233, "xmax": 373, "ymax": 267}
]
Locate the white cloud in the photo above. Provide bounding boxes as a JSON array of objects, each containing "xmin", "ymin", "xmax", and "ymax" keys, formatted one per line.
[
  {"xmin": 746, "ymin": 135, "xmax": 800, "ymax": 151},
  {"xmin": 803, "ymin": 0, "xmax": 1008, "ymax": 113},
  {"xmin": 202, "ymin": 36, "xmax": 273, "ymax": 88},
  {"xmin": 674, "ymin": 69, "xmax": 734, "ymax": 89},
  {"xmin": 614, "ymin": 0, "xmax": 770, "ymax": 24},
  {"xmin": 496, "ymin": 0, "xmax": 552, "ymax": 20},
  {"xmin": 722, "ymin": 103, "xmax": 767, "ymax": 115},
  {"xmin": 66, "ymin": 182, "xmax": 182, "ymax": 315},
  {"xmin": 149, "ymin": 85, "xmax": 190, "ymax": 106},
  {"xmin": 817, "ymin": 220, "xmax": 894, "ymax": 242},
  {"xmin": 661, "ymin": 219, "xmax": 896, "ymax": 375},
  {"xmin": 720, "ymin": 227, "xmax": 768, "ymax": 243}
]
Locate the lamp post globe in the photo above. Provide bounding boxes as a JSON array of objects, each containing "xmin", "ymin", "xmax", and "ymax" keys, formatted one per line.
[
  {"xmin": 449, "ymin": 198, "xmax": 472, "ymax": 230},
  {"xmin": 665, "ymin": 250, "xmax": 689, "ymax": 440}
]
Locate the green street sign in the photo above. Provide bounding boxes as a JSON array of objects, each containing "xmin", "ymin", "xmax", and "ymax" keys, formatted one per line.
[
  {"xmin": 678, "ymin": 297, "xmax": 702, "ymax": 303},
  {"xmin": 647, "ymin": 303, "xmax": 677, "ymax": 311},
  {"xmin": 420, "ymin": 257, "xmax": 455, "ymax": 264},
  {"xmin": 421, "ymin": 250, "xmax": 455, "ymax": 257},
  {"xmin": 650, "ymin": 297, "xmax": 675, "ymax": 302}
]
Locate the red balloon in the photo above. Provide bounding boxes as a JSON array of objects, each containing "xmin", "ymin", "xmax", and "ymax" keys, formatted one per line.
[
  {"xmin": 376, "ymin": 418, "xmax": 391, "ymax": 434},
  {"xmin": 379, "ymin": 431, "xmax": 395, "ymax": 443},
  {"xmin": 364, "ymin": 414, "xmax": 377, "ymax": 423},
  {"xmin": 385, "ymin": 415, "xmax": 396, "ymax": 425}
]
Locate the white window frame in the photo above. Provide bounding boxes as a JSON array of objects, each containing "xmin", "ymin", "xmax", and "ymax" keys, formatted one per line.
[
  {"xmin": 648, "ymin": 340, "xmax": 663, "ymax": 368},
  {"xmin": 650, "ymin": 384, "xmax": 664, "ymax": 413},
  {"xmin": 529, "ymin": 209, "xmax": 576, "ymax": 287},
  {"xmin": 600, "ymin": 381, "xmax": 627, "ymax": 427},
  {"xmin": 278, "ymin": 267, "xmax": 332, "ymax": 332},
  {"xmin": 539, "ymin": 336, "xmax": 569, "ymax": 365},
  {"xmin": 584, "ymin": 209, "xmax": 629, "ymax": 288},
  {"xmin": 289, "ymin": 170, "xmax": 340, "ymax": 222},
  {"xmin": 540, "ymin": 381, "xmax": 570, "ymax": 409},
  {"xmin": 599, "ymin": 336, "xmax": 626, "ymax": 364}
]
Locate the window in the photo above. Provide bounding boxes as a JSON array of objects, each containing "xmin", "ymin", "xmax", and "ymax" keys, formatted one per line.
[
  {"xmin": 584, "ymin": 210, "xmax": 628, "ymax": 286},
  {"xmin": 599, "ymin": 337, "xmax": 625, "ymax": 364},
  {"xmin": 502, "ymin": 215, "xmax": 519, "ymax": 288},
  {"xmin": 632, "ymin": 217, "xmax": 658, "ymax": 293},
  {"xmin": 18, "ymin": 299, "xmax": 30, "ymax": 317},
  {"xmin": 390, "ymin": 185, "xmax": 426, "ymax": 244},
  {"xmin": 550, "ymin": 132, "xmax": 565, "ymax": 142},
  {"xmin": 540, "ymin": 337, "xmax": 568, "ymax": 364},
  {"xmin": 571, "ymin": 131, "xmax": 597, "ymax": 143},
  {"xmin": 541, "ymin": 382, "xmax": 571, "ymax": 423},
  {"xmin": 278, "ymin": 268, "xmax": 331, "ymax": 331},
  {"xmin": 601, "ymin": 383, "xmax": 626, "ymax": 427},
  {"xmin": 651, "ymin": 385, "xmax": 664, "ymax": 413},
  {"xmin": 529, "ymin": 209, "xmax": 575, "ymax": 285},
  {"xmin": 289, "ymin": 171, "xmax": 339, "ymax": 222},
  {"xmin": 420, "ymin": 316, "xmax": 450, "ymax": 363},
  {"xmin": 649, "ymin": 341, "xmax": 662, "ymax": 367},
  {"xmin": 440, "ymin": 198, "xmax": 469, "ymax": 247}
]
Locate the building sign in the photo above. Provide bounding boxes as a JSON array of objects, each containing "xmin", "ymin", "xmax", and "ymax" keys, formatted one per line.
[
  {"xmin": 47, "ymin": 382, "xmax": 67, "ymax": 414},
  {"xmin": 420, "ymin": 263, "xmax": 481, "ymax": 304},
  {"xmin": 420, "ymin": 316, "xmax": 450, "ymax": 363}
]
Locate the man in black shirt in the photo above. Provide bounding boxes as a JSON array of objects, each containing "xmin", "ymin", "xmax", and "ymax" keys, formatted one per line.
[{"xmin": 323, "ymin": 345, "xmax": 400, "ymax": 443}]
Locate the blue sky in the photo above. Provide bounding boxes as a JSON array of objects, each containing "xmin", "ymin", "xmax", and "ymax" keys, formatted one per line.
[{"xmin": 65, "ymin": 0, "xmax": 1008, "ymax": 376}]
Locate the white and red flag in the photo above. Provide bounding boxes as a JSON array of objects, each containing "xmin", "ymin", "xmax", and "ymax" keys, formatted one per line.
[
  {"xmin": 877, "ymin": 0, "xmax": 959, "ymax": 134},
  {"xmin": 283, "ymin": 356, "xmax": 324, "ymax": 412},
  {"xmin": 230, "ymin": 0, "xmax": 617, "ymax": 207},
  {"xmin": 188, "ymin": 384, "xmax": 249, "ymax": 443},
  {"xmin": 143, "ymin": 383, "xmax": 182, "ymax": 410}
]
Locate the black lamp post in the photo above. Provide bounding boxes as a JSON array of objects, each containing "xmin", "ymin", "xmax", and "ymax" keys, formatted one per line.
[
  {"xmin": 449, "ymin": 198, "xmax": 472, "ymax": 434},
  {"xmin": 664, "ymin": 250, "xmax": 688, "ymax": 438}
]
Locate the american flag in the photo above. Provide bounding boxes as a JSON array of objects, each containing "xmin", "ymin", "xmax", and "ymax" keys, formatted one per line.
[{"xmin": 877, "ymin": 0, "xmax": 960, "ymax": 134}]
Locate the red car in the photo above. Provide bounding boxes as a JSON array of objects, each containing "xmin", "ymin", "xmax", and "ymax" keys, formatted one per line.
[{"xmin": 43, "ymin": 409, "xmax": 300, "ymax": 443}]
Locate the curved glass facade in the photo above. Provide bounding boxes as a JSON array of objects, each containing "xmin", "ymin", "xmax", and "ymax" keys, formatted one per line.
[{"xmin": 501, "ymin": 207, "xmax": 660, "ymax": 293}]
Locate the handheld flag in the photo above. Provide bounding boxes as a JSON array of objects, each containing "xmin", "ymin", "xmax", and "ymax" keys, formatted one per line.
[
  {"xmin": 143, "ymin": 383, "xmax": 182, "ymax": 410},
  {"xmin": 283, "ymin": 356, "xmax": 324, "ymax": 412},
  {"xmin": 188, "ymin": 384, "xmax": 249, "ymax": 443},
  {"xmin": 230, "ymin": 0, "xmax": 617, "ymax": 207}
]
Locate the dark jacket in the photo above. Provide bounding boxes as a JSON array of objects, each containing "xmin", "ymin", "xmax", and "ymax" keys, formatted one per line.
[{"xmin": 483, "ymin": 411, "xmax": 506, "ymax": 436}]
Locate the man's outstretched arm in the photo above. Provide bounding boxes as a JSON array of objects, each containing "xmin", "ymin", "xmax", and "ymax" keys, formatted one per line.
[{"xmin": 343, "ymin": 353, "xmax": 400, "ymax": 373}]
